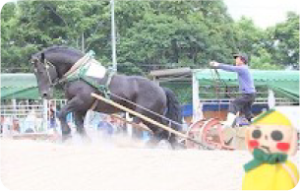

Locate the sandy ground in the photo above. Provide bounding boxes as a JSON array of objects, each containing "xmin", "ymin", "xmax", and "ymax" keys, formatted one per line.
[{"xmin": 0, "ymin": 133, "xmax": 299, "ymax": 190}]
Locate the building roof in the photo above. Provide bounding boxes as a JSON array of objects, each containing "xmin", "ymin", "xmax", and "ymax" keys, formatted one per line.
[
  {"xmin": 149, "ymin": 67, "xmax": 192, "ymax": 77},
  {"xmin": 1, "ymin": 73, "xmax": 40, "ymax": 100},
  {"xmin": 195, "ymin": 69, "xmax": 299, "ymax": 83},
  {"xmin": 195, "ymin": 69, "xmax": 299, "ymax": 101}
]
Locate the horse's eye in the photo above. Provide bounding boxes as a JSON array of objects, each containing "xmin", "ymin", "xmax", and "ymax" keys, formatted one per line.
[
  {"xmin": 252, "ymin": 129, "xmax": 261, "ymax": 139},
  {"xmin": 271, "ymin": 131, "xmax": 283, "ymax": 141}
]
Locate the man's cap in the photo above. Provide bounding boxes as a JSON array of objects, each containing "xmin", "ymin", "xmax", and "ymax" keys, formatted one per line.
[
  {"xmin": 251, "ymin": 109, "xmax": 292, "ymax": 127},
  {"xmin": 233, "ymin": 53, "xmax": 248, "ymax": 64}
]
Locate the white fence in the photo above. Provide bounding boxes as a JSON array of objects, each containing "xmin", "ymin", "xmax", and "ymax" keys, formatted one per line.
[
  {"xmin": 1, "ymin": 98, "xmax": 149, "ymax": 141},
  {"xmin": 1, "ymin": 99, "xmax": 70, "ymax": 134},
  {"xmin": 0, "ymin": 99, "xmax": 118, "ymax": 135}
]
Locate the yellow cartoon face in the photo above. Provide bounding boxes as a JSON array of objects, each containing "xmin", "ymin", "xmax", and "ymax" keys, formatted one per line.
[{"xmin": 246, "ymin": 124, "xmax": 297, "ymax": 155}]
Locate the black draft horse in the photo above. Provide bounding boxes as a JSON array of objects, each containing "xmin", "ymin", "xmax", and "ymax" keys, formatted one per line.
[{"xmin": 31, "ymin": 46, "xmax": 182, "ymax": 147}]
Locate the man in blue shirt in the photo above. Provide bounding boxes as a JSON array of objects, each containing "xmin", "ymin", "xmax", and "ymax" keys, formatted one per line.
[
  {"xmin": 97, "ymin": 115, "xmax": 115, "ymax": 135},
  {"xmin": 209, "ymin": 53, "xmax": 256, "ymax": 127},
  {"xmin": 0, "ymin": 115, "xmax": 4, "ymax": 134}
]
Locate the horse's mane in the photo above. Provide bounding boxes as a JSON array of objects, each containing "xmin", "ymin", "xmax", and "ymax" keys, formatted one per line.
[{"xmin": 33, "ymin": 46, "xmax": 84, "ymax": 57}]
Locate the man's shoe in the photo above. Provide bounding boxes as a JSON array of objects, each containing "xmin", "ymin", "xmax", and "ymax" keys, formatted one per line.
[{"xmin": 222, "ymin": 127, "xmax": 236, "ymax": 147}]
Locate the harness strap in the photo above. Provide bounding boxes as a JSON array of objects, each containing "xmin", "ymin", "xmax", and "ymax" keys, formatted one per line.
[
  {"xmin": 105, "ymin": 68, "xmax": 115, "ymax": 88},
  {"xmin": 59, "ymin": 51, "xmax": 114, "ymax": 99},
  {"xmin": 79, "ymin": 69, "xmax": 114, "ymax": 99},
  {"xmin": 63, "ymin": 52, "xmax": 94, "ymax": 78}
]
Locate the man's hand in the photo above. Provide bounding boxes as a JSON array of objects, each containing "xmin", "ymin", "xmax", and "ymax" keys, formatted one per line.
[{"xmin": 209, "ymin": 61, "xmax": 220, "ymax": 67}]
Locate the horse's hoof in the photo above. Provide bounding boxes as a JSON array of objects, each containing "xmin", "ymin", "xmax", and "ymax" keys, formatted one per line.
[
  {"xmin": 81, "ymin": 135, "xmax": 92, "ymax": 144},
  {"xmin": 157, "ymin": 140, "xmax": 172, "ymax": 149},
  {"xmin": 171, "ymin": 142, "xmax": 186, "ymax": 150},
  {"xmin": 61, "ymin": 134, "xmax": 72, "ymax": 143}
]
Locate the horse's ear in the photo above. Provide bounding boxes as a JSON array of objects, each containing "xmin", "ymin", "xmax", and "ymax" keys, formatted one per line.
[
  {"xmin": 41, "ymin": 53, "xmax": 45, "ymax": 63},
  {"xmin": 31, "ymin": 58, "xmax": 39, "ymax": 67}
]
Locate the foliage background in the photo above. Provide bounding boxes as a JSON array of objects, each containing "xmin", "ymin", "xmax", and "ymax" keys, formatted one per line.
[{"xmin": 1, "ymin": 0, "xmax": 299, "ymax": 102}]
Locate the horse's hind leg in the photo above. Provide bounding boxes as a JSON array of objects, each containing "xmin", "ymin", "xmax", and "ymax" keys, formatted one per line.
[
  {"xmin": 144, "ymin": 118, "xmax": 182, "ymax": 149},
  {"xmin": 134, "ymin": 114, "xmax": 170, "ymax": 146}
]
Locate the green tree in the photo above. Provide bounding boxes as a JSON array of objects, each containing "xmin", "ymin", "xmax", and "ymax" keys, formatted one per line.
[
  {"xmin": 267, "ymin": 12, "xmax": 299, "ymax": 67},
  {"xmin": 233, "ymin": 17, "xmax": 266, "ymax": 57},
  {"xmin": 1, "ymin": 1, "xmax": 112, "ymax": 72},
  {"xmin": 1, "ymin": 2, "xmax": 38, "ymax": 72},
  {"xmin": 117, "ymin": 0, "xmax": 236, "ymax": 73},
  {"xmin": 1, "ymin": 0, "xmax": 298, "ymax": 75}
]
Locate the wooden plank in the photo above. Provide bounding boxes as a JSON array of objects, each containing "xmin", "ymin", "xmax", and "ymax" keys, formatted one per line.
[{"xmin": 91, "ymin": 93, "xmax": 210, "ymax": 148}]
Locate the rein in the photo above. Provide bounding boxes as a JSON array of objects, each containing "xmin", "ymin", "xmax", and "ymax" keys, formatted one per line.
[
  {"xmin": 210, "ymin": 69, "xmax": 221, "ymax": 115},
  {"xmin": 211, "ymin": 68, "xmax": 232, "ymax": 98}
]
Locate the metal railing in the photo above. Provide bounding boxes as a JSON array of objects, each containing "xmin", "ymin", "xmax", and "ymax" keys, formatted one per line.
[
  {"xmin": 199, "ymin": 97, "xmax": 298, "ymax": 106},
  {"xmin": 1, "ymin": 99, "xmax": 69, "ymax": 134}
]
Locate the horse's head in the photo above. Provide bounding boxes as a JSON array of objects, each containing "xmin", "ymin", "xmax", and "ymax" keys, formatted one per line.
[
  {"xmin": 31, "ymin": 46, "xmax": 85, "ymax": 99},
  {"xmin": 31, "ymin": 52, "xmax": 58, "ymax": 99}
]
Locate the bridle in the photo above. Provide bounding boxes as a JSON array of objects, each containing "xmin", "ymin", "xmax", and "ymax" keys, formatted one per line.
[
  {"xmin": 33, "ymin": 51, "xmax": 98, "ymax": 87},
  {"xmin": 44, "ymin": 59, "xmax": 59, "ymax": 87},
  {"xmin": 33, "ymin": 58, "xmax": 59, "ymax": 87}
]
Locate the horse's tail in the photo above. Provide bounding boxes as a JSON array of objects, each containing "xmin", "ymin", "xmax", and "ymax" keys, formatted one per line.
[{"xmin": 162, "ymin": 87, "xmax": 182, "ymax": 131}]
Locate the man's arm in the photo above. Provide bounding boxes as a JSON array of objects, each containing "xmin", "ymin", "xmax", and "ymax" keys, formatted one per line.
[{"xmin": 209, "ymin": 61, "xmax": 244, "ymax": 73}]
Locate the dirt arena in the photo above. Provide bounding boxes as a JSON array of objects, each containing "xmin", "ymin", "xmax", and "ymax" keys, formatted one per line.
[{"xmin": 1, "ymin": 135, "xmax": 299, "ymax": 190}]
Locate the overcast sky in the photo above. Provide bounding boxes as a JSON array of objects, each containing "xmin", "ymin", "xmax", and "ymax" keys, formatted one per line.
[
  {"xmin": 224, "ymin": 0, "xmax": 300, "ymax": 28},
  {"xmin": 1, "ymin": 0, "xmax": 299, "ymax": 28}
]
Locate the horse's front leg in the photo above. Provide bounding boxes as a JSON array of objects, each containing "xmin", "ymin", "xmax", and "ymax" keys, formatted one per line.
[
  {"xmin": 57, "ymin": 97, "xmax": 80, "ymax": 141},
  {"xmin": 74, "ymin": 111, "xmax": 91, "ymax": 142}
]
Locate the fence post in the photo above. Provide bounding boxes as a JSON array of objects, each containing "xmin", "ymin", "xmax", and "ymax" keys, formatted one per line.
[
  {"xmin": 43, "ymin": 99, "xmax": 48, "ymax": 131},
  {"xmin": 125, "ymin": 112, "xmax": 133, "ymax": 137},
  {"xmin": 192, "ymin": 70, "xmax": 202, "ymax": 122}
]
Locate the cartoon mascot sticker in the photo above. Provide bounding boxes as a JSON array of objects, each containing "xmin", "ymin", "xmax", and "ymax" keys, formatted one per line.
[{"xmin": 242, "ymin": 109, "xmax": 299, "ymax": 190}]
